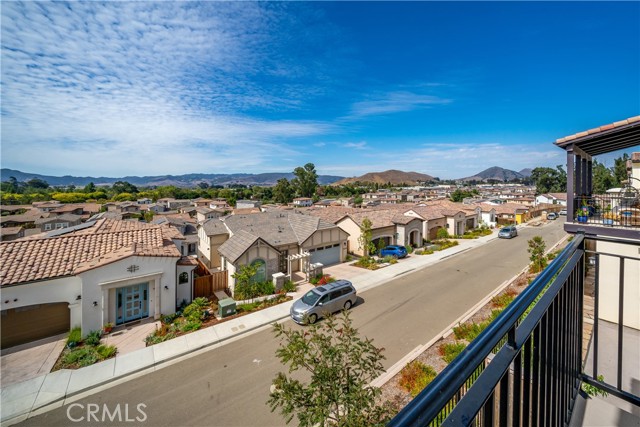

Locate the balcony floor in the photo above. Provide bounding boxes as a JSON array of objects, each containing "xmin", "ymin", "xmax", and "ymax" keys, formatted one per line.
[{"xmin": 570, "ymin": 320, "xmax": 640, "ymax": 426}]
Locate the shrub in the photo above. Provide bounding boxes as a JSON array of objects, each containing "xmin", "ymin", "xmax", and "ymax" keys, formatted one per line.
[
  {"xmin": 491, "ymin": 291, "xmax": 516, "ymax": 309},
  {"xmin": 179, "ymin": 320, "xmax": 202, "ymax": 332},
  {"xmin": 183, "ymin": 297, "xmax": 209, "ymax": 321},
  {"xmin": 255, "ymin": 280, "xmax": 275, "ymax": 296},
  {"xmin": 282, "ymin": 280, "xmax": 297, "ymax": 293},
  {"xmin": 381, "ymin": 255, "xmax": 395, "ymax": 264},
  {"xmin": 414, "ymin": 250, "xmax": 423, "ymax": 255},
  {"xmin": 63, "ymin": 347, "xmax": 98, "ymax": 367},
  {"xmin": 399, "ymin": 361, "xmax": 437, "ymax": 397},
  {"xmin": 453, "ymin": 322, "xmax": 485, "ymax": 341},
  {"xmin": 424, "ymin": 249, "xmax": 434, "ymax": 255},
  {"xmin": 84, "ymin": 330, "xmax": 102, "ymax": 346},
  {"xmin": 405, "ymin": 245, "xmax": 414, "ymax": 254},
  {"xmin": 309, "ymin": 274, "xmax": 323, "ymax": 285},
  {"xmin": 67, "ymin": 327, "xmax": 82, "ymax": 347},
  {"xmin": 436, "ymin": 228, "xmax": 449, "ymax": 239},
  {"xmin": 162, "ymin": 313, "xmax": 178, "ymax": 325},
  {"xmin": 440, "ymin": 342, "xmax": 467, "ymax": 364},
  {"xmin": 145, "ymin": 330, "xmax": 177, "ymax": 346},
  {"xmin": 317, "ymin": 275, "xmax": 335, "ymax": 286},
  {"xmin": 96, "ymin": 344, "xmax": 117, "ymax": 359}
]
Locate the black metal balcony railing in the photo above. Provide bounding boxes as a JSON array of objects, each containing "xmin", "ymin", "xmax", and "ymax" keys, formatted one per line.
[
  {"xmin": 571, "ymin": 193, "xmax": 640, "ymax": 228},
  {"xmin": 388, "ymin": 233, "xmax": 640, "ymax": 427}
]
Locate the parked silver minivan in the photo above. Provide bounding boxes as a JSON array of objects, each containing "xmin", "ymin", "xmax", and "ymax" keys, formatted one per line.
[{"xmin": 290, "ymin": 280, "xmax": 357, "ymax": 325}]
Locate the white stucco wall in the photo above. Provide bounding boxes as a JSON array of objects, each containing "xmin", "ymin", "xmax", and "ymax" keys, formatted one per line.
[
  {"xmin": 596, "ymin": 240, "xmax": 640, "ymax": 330},
  {"xmin": 1, "ymin": 276, "xmax": 82, "ymax": 330},
  {"xmin": 79, "ymin": 255, "xmax": 179, "ymax": 334}
]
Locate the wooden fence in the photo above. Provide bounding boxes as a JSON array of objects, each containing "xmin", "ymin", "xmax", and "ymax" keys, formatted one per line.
[{"xmin": 194, "ymin": 270, "xmax": 229, "ymax": 299}]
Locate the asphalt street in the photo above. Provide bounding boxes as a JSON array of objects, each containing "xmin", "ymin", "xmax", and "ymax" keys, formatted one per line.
[{"xmin": 18, "ymin": 220, "xmax": 567, "ymax": 427}]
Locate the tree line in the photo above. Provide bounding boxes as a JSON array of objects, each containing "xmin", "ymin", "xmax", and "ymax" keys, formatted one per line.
[{"xmin": 0, "ymin": 163, "xmax": 377, "ymax": 206}]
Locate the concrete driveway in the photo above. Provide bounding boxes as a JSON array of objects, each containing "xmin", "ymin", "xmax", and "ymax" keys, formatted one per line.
[{"xmin": 0, "ymin": 334, "xmax": 66, "ymax": 387}]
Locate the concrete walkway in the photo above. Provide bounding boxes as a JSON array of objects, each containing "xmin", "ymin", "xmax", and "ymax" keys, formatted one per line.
[{"xmin": 0, "ymin": 228, "xmax": 508, "ymax": 426}]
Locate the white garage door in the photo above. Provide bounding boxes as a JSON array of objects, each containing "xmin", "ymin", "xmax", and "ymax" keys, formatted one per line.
[{"xmin": 310, "ymin": 244, "xmax": 341, "ymax": 266}]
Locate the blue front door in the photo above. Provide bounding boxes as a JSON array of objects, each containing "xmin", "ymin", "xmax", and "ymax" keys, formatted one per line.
[{"xmin": 116, "ymin": 283, "xmax": 149, "ymax": 324}]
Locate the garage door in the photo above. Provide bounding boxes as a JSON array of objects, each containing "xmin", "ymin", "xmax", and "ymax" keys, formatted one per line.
[
  {"xmin": 310, "ymin": 244, "xmax": 341, "ymax": 266},
  {"xmin": 1, "ymin": 303, "xmax": 70, "ymax": 349}
]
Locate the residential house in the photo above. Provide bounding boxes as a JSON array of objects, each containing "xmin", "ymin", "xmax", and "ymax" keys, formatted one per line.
[
  {"xmin": 236, "ymin": 200, "xmax": 262, "ymax": 210},
  {"xmin": 0, "ymin": 219, "xmax": 195, "ymax": 349},
  {"xmin": 292, "ymin": 197, "xmax": 313, "ymax": 207},
  {"xmin": 0, "ymin": 227, "xmax": 24, "ymax": 242},
  {"xmin": 197, "ymin": 218, "xmax": 229, "ymax": 270},
  {"xmin": 535, "ymin": 193, "xmax": 568, "ymax": 206},
  {"xmin": 35, "ymin": 213, "xmax": 83, "ymax": 232},
  {"xmin": 216, "ymin": 212, "xmax": 348, "ymax": 292},
  {"xmin": 195, "ymin": 207, "xmax": 225, "ymax": 223},
  {"xmin": 209, "ymin": 198, "xmax": 231, "ymax": 210}
]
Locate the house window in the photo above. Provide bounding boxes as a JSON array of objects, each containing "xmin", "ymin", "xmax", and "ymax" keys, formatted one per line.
[
  {"xmin": 44, "ymin": 223, "xmax": 52, "ymax": 230},
  {"xmin": 179, "ymin": 272, "xmax": 189, "ymax": 284},
  {"xmin": 55, "ymin": 223, "xmax": 68, "ymax": 229},
  {"xmin": 250, "ymin": 259, "xmax": 267, "ymax": 283}
]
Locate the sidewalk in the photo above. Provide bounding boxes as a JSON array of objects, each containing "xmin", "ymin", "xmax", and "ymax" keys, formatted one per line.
[{"xmin": 0, "ymin": 229, "xmax": 504, "ymax": 426}]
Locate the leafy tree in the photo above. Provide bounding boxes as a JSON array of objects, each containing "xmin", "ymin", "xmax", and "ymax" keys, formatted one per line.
[
  {"xmin": 358, "ymin": 217, "xmax": 376, "ymax": 259},
  {"xmin": 527, "ymin": 236, "xmax": 547, "ymax": 273},
  {"xmin": 591, "ymin": 160, "xmax": 616, "ymax": 194},
  {"xmin": 1, "ymin": 177, "xmax": 20, "ymax": 194},
  {"xmin": 530, "ymin": 166, "xmax": 566, "ymax": 194},
  {"xmin": 273, "ymin": 178, "xmax": 294, "ymax": 204},
  {"xmin": 353, "ymin": 195, "xmax": 363, "ymax": 206},
  {"xmin": 232, "ymin": 263, "xmax": 259, "ymax": 300},
  {"xmin": 450, "ymin": 188, "xmax": 479, "ymax": 203},
  {"xmin": 291, "ymin": 163, "xmax": 318, "ymax": 198},
  {"xmin": 268, "ymin": 312, "xmax": 392, "ymax": 427},
  {"xmin": 613, "ymin": 153, "xmax": 630, "ymax": 186},
  {"xmin": 25, "ymin": 178, "xmax": 49, "ymax": 189},
  {"xmin": 84, "ymin": 182, "xmax": 96, "ymax": 193},
  {"xmin": 143, "ymin": 210, "xmax": 154, "ymax": 223},
  {"xmin": 113, "ymin": 192, "xmax": 136, "ymax": 202},
  {"xmin": 111, "ymin": 181, "xmax": 138, "ymax": 195}
]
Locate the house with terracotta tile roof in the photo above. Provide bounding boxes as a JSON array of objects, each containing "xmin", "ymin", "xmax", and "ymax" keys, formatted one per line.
[
  {"xmin": 535, "ymin": 192, "xmax": 568, "ymax": 206},
  {"xmin": 0, "ymin": 219, "xmax": 196, "ymax": 349}
]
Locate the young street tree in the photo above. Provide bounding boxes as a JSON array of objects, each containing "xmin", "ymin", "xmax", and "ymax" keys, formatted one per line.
[
  {"xmin": 527, "ymin": 236, "xmax": 547, "ymax": 273},
  {"xmin": 268, "ymin": 312, "xmax": 392, "ymax": 427},
  {"xmin": 291, "ymin": 163, "xmax": 318, "ymax": 198},
  {"xmin": 358, "ymin": 217, "xmax": 376, "ymax": 259}
]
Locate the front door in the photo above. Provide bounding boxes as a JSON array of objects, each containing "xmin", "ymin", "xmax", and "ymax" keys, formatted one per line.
[{"xmin": 116, "ymin": 283, "xmax": 149, "ymax": 324}]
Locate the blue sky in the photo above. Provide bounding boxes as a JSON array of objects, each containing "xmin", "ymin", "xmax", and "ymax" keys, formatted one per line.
[{"xmin": 1, "ymin": 2, "xmax": 638, "ymax": 180}]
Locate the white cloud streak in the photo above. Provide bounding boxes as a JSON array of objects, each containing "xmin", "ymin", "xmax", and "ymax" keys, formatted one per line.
[
  {"xmin": 1, "ymin": 2, "xmax": 333, "ymax": 175},
  {"xmin": 349, "ymin": 91, "xmax": 451, "ymax": 118}
]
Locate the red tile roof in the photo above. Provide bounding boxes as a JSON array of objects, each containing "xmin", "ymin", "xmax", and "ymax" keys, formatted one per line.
[{"xmin": 0, "ymin": 219, "xmax": 181, "ymax": 286}]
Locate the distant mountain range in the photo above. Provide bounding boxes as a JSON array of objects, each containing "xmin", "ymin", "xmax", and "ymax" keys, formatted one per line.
[
  {"xmin": 333, "ymin": 170, "xmax": 435, "ymax": 186},
  {"xmin": 459, "ymin": 166, "xmax": 531, "ymax": 182},
  {"xmin": 0, "ymin": 169, "xmax": 344, "ymax": 187}
]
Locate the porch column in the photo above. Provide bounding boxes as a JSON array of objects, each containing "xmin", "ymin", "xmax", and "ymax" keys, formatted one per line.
[
  {"xmin": 154, "ymin": 278, "xmax": 160, "ymax": 320},
  {"xmin": 587, "ymin": 159, "xmax": 593, "ymax": 196},
  {"xmin": 575, "ymin": 153, "xmax": 583, "ymax": 196},
  {"xmin": 567, "ymin": 149, "xmax": 575, "ymax": 221},
  {"xmin": 102, "ymin": 288, "xmax": 109, "ymax": 326},
  {"xmin": 581, "ymin": 157, "xmax": 588, "ymax": 197}
]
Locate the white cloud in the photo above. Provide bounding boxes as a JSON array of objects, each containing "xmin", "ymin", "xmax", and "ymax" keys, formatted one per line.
[
  {"xmin": 349, "ymin": 90, "xmax": 451, "ymax": 118},
  {"xmin": 343, "ymin": 141, "xmax": 368, "ymax": 150},
  {"xmin": 0, "ymin": 2, "xmax": 335, "ymax": 175}
]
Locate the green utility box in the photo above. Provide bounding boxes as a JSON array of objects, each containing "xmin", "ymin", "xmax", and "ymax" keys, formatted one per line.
[{"xmin": 218, "ymin": 298, "xmax": 236, "ymax": 318}]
